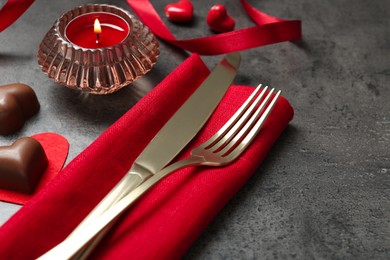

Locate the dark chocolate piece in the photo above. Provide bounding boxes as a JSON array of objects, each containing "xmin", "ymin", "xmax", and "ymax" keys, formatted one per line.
[
  {"xmin": 0, "ymin": 137, "xmax": 48, "ymax": 194},
  {"xmin": 0, "ymin": 83, "xmax": 40, "ymax": 135}
]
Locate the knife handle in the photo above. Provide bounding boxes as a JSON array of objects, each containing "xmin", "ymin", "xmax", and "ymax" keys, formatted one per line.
[
  {"xmin": 67, "ymin": 173, "xmax": 146, "ymax": 239},
  {"xmin": 38, "ymin": 157, "xmax": 202, "ymax": 260}
]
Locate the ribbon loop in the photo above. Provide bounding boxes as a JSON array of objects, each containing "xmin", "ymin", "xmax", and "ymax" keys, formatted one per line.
[{"xmin": 0, "ymin": 0, "xmax": 35, "ymax": 32}]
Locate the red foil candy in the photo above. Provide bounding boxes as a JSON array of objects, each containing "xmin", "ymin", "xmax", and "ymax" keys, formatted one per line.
[
  {"xmin": 206, "ymin": 4, "xmax": 235, "ymax": 33},
  {"xmin": 164, "ymin": 0, "xmax": 194, "ymax": 23}
]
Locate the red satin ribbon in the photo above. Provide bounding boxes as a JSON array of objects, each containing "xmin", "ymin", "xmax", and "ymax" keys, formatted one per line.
[
  {"xmin": 0, "ymin": 0, "xmax": 35, "ymax": 32},
  {"xmin": 126, "ymin": 0, "xmax": 302, "ymax": 55},
  {"xmin": 0, "ymin": 0, "xmax": 301, "ymax": 55}
]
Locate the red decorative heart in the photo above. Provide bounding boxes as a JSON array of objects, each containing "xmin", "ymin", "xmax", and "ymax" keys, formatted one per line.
[
  {"xmin": 206, "ymin": 4, "xmax": 235, "ymax": 33},
  {"xmin": 0, "ymin": 133, "xmax": 69, "ymax": 204},
  {"xmin": 0, "ymin": 83, "xmax": 40, "ymax": 135},
  {"xmin": 164, "ymin": 0, "xmax": 193, "ymax": 23}
]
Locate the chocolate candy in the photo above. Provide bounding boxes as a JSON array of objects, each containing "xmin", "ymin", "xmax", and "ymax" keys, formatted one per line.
[
  {"xmin": 0, "ymin": 137, "xmax": 48, "ymax": 194},
  {"xmin": 0, "ymin": 83, "xmax": 40, "ymax": 135}
]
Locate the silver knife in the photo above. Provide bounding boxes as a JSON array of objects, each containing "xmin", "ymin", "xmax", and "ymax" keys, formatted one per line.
[{"xmin": 49, "ymin": 52, "xmax": 241, "ymax": 248}]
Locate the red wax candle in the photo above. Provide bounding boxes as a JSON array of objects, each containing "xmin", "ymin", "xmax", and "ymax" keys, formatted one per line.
[{"xmin": 65, "ymin": 12, "xmax": 129, "ymax": 48}]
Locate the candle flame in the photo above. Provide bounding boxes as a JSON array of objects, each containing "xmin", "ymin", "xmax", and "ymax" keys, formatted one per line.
[{"xmin": 94, "ymin": 18, "xmax": 101, "ymax": 34}]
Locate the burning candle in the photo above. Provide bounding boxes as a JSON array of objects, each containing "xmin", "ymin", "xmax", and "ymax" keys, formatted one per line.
[
  {"xmin": 65, "ymin": 12, "xmax": 130, "ymax": 48},
  {"xmin": 37, "ymin": 4, "xmax": 159, "ymax": 94}
]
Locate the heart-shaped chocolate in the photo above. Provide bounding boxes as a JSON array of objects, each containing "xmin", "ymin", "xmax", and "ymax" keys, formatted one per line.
[
  {"xmin": 0, "ymin": 137, "xmax": 48, "ymax": 194},
  {"xmin": 0, "ymin": 83, "xmax": 40, "ymax": 135},
  {"xmin": 164, "ymin": 0, "xmax": 194, "ymax": 23},
  {"xmin": 206, "ymin": 4, "xmax": 235, "ymax": 33}
]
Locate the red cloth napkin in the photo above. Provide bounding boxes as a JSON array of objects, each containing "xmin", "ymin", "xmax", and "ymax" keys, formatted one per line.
[{"xmin": 0, "ymin": 54, "xmax": 293, "ymax": 259}]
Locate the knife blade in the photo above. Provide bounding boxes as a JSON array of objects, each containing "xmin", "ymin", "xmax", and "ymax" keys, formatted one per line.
[
  {"xmin": 64, "ymin": 52, "xmax": 241, "ymax": 237},
  {"xmin": 133, "ymin": 52, "xmax": 241, "ymax": 177}
]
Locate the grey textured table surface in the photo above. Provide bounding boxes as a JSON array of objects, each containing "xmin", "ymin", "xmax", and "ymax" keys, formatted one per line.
[{"xmin": 1, "ymin": 0, "xmax": 389, "ymax": 259}]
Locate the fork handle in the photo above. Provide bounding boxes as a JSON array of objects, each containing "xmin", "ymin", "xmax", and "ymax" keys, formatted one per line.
[{"xmin": 38, "ymin": 156, "xmax": 205, "ymax": 260}]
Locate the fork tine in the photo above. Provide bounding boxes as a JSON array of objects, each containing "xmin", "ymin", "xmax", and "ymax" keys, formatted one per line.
[
  {"xmin": 199, "ymin": 84, "xmax": 265, "ymax": 149},
  {"xmin": 244, "ymin": 90, "xmax": 281, "ymax": 145},
  {"xmin": 217, "ymin": 87, "xmax": 275, "ymax": 156},
  {"xmin": 220, "ymin": 89, "xmax": 281, "ymax": 160},
  {"xmin": 210, "ymin": 86, "xmax": 272, "ymax": 153}
]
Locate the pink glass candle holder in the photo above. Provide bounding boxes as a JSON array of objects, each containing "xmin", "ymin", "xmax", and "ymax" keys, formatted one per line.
[{"xmin": 37, "ymin": 4, "xmax": 159, "ymax": 94}]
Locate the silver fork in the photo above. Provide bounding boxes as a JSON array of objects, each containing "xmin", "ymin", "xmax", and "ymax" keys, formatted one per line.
[{"xmin": 38, "ymin": 84, "xmax": 281, "ymax": 259}]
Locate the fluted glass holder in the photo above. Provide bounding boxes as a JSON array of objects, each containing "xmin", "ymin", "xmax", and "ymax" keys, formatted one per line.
[{"xmin": 37, "ymin": 4, "xmax": 159, "ymax": 94}]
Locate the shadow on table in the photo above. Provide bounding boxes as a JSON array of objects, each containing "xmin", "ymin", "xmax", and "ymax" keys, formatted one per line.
[
  {"xmin": 184, "ymin": 124, "xmax": 299, "ymax": 258},
  {"xmin": 45, "ymin": 66, "xmax": 169, "ymax": 125},
  {"xmin": 0, "ymin": 53, "xmax": 34, "ymax": 66}
]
